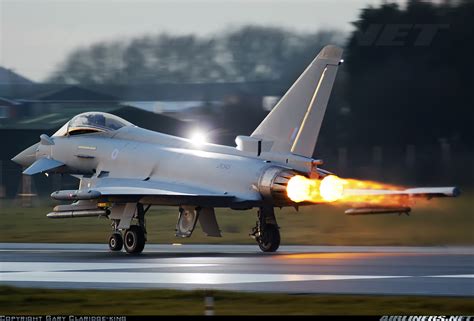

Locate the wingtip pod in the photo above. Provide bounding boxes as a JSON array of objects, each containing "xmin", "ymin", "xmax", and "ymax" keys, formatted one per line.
[
  {"xmin": 452, "ymin": 187, "xmax": 461, "ymax": 197},
  {"xmin": 404, "ymin": 186, "xmax": 461, "ymax": 198}
]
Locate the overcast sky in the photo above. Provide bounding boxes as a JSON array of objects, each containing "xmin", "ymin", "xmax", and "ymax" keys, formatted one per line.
[{"xmin": 0, "ymin": 0, "xmax": 399, "ymax": 81}]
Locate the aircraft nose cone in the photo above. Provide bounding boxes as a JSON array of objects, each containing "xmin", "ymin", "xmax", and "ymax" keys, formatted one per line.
[{"xmin": 11, "ymin": 143, "xmax": 39, "ymax": 167}]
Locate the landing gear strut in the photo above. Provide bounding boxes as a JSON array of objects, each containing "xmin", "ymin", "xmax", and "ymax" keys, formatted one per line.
[
  {"xmin": 108, "ymin": 203, "xmax": 150, "ymax": 254},
  {"xmin": 250, "ymin": 206, "xmax": 280, "ymax": 252}
]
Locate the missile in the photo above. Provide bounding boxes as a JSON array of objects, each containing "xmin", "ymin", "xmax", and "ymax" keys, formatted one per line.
[
  {"xmin": 47, "ymin": 209, "xmax": 109, "ymax": 219},
  {"xmin": 51, "ymin": 189, "xmax": 101, "ymax": 200},
  {"xmin": 345, "ymin": 206, "xmax": 411, "ymax": 215}
]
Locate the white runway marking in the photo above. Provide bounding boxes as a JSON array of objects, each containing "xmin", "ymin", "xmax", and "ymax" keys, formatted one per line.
[
  {"xmin": 0, "ymin": 271, "xmax": 411, "ymax": 284},
  {"xmin": 1, "ymin": 262, "xmax": 472, "ymax": 286},
  {"xmin": 1, "ymin": 261, "xmax": 472, "ymax": 286},
  {"xmin": 0, "ymin": 262, "xmax": 217, "ymax": 272}
]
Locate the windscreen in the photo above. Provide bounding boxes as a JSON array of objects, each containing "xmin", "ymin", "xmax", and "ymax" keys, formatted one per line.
[{"xmin": 53, "ymin": 112, "xmax": 133, "ymax": 136}]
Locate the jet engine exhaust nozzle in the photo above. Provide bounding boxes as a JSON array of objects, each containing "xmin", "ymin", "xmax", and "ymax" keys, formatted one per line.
[{"xmin": 257, "ymin": 166, "xmax": 298, "ymax": 205}]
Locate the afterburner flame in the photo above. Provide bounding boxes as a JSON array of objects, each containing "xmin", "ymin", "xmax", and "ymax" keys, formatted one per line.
[
  {"xmin": 319, "ymin": 175, "xmax": 345, "ymax": 202},
  {"xmin": 286, "ymin": 175, "xmax": 320, "ymax": 203},
  {"xmin": 286, "ymin": 174, "xmax": 406, "ymax": 206},
  {"xmin": 287, "ymin": 175, "xmax": 344, "ymax": 203}
]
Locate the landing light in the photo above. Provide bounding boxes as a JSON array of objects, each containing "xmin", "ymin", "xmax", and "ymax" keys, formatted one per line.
[{"xmin": 190, "ymin": 132, "xmax": 208, "ymax": 146}]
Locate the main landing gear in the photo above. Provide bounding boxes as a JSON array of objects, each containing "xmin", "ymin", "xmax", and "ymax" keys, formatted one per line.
[
  {"xmin": 108, "ymin": 232, "xmax": 123, "ymax": 251},
  {"xmin": 108, "ymin": 203, "xmax": 150, "ymax": 254},
  {"xmin": 123, "ymin": 225, "xmax": 146, "ymax": 254},
  {"xmin": 250, "ymin": 206, "xmax": 280, "ymax": 252}
]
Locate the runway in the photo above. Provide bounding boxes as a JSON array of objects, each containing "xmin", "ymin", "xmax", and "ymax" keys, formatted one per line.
[{"xmin": 0, "ymin": 243, "xmax": 472, "ymax": 296}]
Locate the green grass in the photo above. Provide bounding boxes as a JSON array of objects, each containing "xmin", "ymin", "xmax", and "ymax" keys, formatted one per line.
[
  {"xmin": 0, "ymin": 286, "xmax": 472, "ymax": 315},
  {"xmin": 0, "ymin": 192, "xmax": 472, "ymax": 245}
]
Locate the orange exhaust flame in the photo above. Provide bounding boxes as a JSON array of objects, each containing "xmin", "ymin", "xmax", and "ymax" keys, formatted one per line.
[{"xmin": 287, "ymin": 175, "xmax": 408, "ymax": 206}]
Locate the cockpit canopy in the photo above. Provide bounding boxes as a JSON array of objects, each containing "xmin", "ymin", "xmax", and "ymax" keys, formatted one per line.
[{"xmin": 54, "ymin": 112, "xmax": 134, "ymax": 136}]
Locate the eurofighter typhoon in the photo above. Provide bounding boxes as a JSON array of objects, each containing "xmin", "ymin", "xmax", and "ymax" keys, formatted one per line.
[{"xmin": 12, "ymin": 45, "xmax": 459, "ymax": 254}]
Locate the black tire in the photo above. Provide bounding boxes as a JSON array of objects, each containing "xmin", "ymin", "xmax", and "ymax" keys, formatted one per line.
[
  {"xmin": 124, "ymin": 226, "xmax": 146, "ymax": 254},
  {"xmin": 257, "ymin": 224, "xmax": 280, "ymax": 252},
  {"xmin": 108, "ymin": 232, "xmax": 123, "ymax": 252}
]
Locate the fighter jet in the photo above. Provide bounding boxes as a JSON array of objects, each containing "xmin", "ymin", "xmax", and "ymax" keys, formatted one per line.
[{"xmin": 12, "ymin": 45, "xmax": 459, "ymax": 254}]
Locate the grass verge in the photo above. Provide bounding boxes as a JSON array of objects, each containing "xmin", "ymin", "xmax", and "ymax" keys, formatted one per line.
[{"xmin": 0, "ymin": 286, "xmax": 472, "ymax": 315}]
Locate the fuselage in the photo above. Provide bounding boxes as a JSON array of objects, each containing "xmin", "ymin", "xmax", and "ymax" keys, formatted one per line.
[{"xmin": 33, "ymin": 125, "xmax": 305, "ymax": 207}]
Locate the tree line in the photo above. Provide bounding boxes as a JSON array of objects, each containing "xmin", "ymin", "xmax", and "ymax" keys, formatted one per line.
[{"xmin": 48, "ymin": 27, "xmax": 344, "ymax": 85}]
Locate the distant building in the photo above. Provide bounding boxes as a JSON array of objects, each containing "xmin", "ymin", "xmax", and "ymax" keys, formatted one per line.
[
  {"xmin": 0, "ymin": 67, "xmax": 34, "ymax": 85},
  {"xmin": 0, "ymin": 67, "xmax": 36, "ymax": 115},
  {"xmin": 18, "ymin": 85, "xmax": 119, "ymax": 116}
]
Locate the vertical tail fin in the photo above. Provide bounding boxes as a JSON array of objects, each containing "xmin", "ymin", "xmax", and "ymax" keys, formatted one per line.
[{"xmin": 251, "ymin": 45, "xmax": 343, "ymax": 157}]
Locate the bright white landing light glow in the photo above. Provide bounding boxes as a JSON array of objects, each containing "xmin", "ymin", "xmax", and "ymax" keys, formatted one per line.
[{"xmin": 190, "ymin": 132, "xmax": 208, "ymax": 146}]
